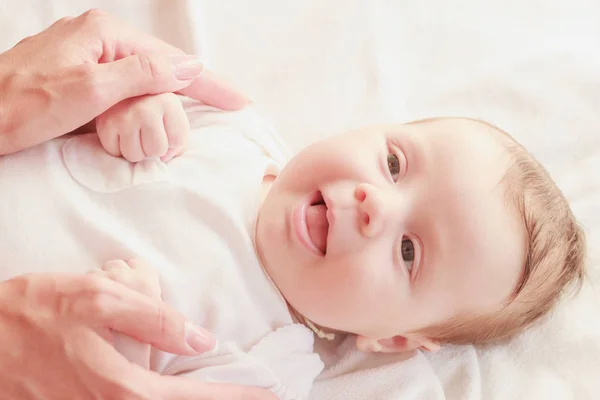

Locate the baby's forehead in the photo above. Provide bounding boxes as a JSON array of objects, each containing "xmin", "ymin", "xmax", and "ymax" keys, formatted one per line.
[{"xmin": 402, "ymin": 117, "xmax": 516, "ymax": 147}]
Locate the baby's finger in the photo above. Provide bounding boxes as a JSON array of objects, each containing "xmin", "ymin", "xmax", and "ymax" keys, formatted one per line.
[
  {"xmin": 162, "ymin": 100, "xmax": 190, "ymax": 162},
  {"xmin": 126, "ymin": 258, "xmax": 152, "ymax": 271},
  {"xmin": 87, "ymin": 268, "xmax": 107, "ymax": 277},
  {"xmin": 88, "ymin": 265, "xmax": 139, "ymax": 297},
  {"xmin": 96, "ymin": 121, "xmax": 121, "ymax": 157},
  {"xmin": 161, "ymin": 148, "xmax": 178, "ymax": 163},
  {"xmin": 140, "ymin": 117, "xmax": 169, "ymax": 158},
  {"xmin": 160, "ymin": 146, "xmax": 185, "ymax": 163},
  {"xmin": 102, "ymin": 260, "xmax": 131, "ymax": 271},
  {"xmin": 119, "ymin": 130, "xmax": 145, "ymax": 162}
]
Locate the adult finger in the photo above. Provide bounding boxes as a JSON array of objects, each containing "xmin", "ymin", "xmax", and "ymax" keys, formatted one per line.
[
  {"xmin": 179, "ymin": 70, "xmax": 252, "ymax": 111},
  {"xmin": 68, "ymin": 326, "xmax": 155, "ymax": 399},
  {"xmin": 92, "ymin": 54, "xmax": 250, "ymax": 111},
  {"xmin": 91, "ymin": 54, "xmax": 202, "ymax": 105},
  {"xmin": 62, "ymin": 274, "xmax": 216, "ymax": 355},
  {"xmin": 85, "ymin": 12, "xmax": 252, "ymax": 110}
]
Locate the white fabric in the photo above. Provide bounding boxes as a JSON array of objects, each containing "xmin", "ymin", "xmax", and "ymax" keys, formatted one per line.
[
  {"xmin": 0, "ymin": 104, "xmax": 322, "ymax": 400},
  {"xmin": 0, "ymin": 1, "xmax": 599, "ymax": 399}
]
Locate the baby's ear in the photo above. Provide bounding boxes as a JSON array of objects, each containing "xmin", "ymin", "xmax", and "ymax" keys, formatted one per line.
[{"xmin": 356, "ymin": 335, "xmax": 440, "ymax": 353}]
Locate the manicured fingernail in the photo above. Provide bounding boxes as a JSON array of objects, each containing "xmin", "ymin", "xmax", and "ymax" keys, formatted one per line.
[
  {"xmin": 170, "ymin": 55, "xmax": 205, "ymax": 81},
  {"xmin": 185, "ymin": 322, "xmax": 216, "ymax": 352}
]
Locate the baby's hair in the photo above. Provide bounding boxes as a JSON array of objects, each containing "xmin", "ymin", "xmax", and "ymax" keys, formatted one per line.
[{"xmin": 412, "ymin": 118, "xmax": 587, "ymax": 345}]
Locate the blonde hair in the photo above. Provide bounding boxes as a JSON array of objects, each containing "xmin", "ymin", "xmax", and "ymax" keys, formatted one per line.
[{"xmin": 417, "ymin": 121, "xmax": 586, "ymax": 345}]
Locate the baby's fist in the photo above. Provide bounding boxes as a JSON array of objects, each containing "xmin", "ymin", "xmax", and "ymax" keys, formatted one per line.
[{"xmin": 96, "ymin": 93, "xmax": 189, "ymax": 162}]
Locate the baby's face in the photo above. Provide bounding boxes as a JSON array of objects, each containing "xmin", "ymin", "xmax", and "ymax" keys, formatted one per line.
[{"xmin": 256, "ymin": 118, "xmax": 526, "ymax": 342}]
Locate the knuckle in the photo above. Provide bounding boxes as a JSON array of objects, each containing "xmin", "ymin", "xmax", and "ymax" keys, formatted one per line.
[
  {"xmin": 79, "ymin": 273, "xmax": 107, "ymax": 293},
  {"xmin": 88, "ymin": 291, "xmax": 113, "ymax": 317},
  {"xmin": 134, "ymin": 54, "xmax": 169, "ymax": 86},
  {"xmin": 54, "ymin": 275, "xmax": 114, "ymax": 318},
  {"xmin": 14, "ymin": 35, "xmax": 33, "ymax": 46},
  {"xmin": 137, "ymin": 99, "xmax": 158, "ymax": 116},
  {"xmin": 73, "ymin": 275, "xmax": 114, "ymax": 314},
  {"xmin": 111, "ymin": 268, "xmax": 130, "ymax": 283},
  {"xmin": 79, "ymin": 9, "xmax": 110, "ymax": 35},
  {"xmin": 48, "ymin": 16, "xmax": 73, "ymax": 29},
  {"xmin": 82, "ymin": 8, "xmax": 109, "ymax": 20},
  {"xmin": 103, "ymin": 259, "xmax": 129, "ymax": 270},
  {"xmin": 57, "ymin": 16, "xmax": 74, "ymax": 24},
  {"xmin": 135, "ymin": 54, "xmax": 156, "ymax": 78},
  {"xmin": 2, "ymin": 274, "xmax": 34, "ymax": 300},
  {"xmin": 126, "ymin": 258, "xmax": 145, "ymax": 269},
  {"xmin": 155, "ymin": 304, "xmax": 168, "ymax": 337}
]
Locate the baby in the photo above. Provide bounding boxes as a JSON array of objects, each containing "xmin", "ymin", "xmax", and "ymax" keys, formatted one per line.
[{"xmin": 0, "ymin": 92, "xmax": 585, "ymax": 399}]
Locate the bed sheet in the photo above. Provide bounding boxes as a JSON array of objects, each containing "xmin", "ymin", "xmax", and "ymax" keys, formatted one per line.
[{"xmin": 1, "ymin": 1, "xmax": 599, "ymax": 399}]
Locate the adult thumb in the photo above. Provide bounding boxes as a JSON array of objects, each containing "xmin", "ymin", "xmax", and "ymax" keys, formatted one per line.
[
  {"xmin": 94, "ymin": 53, "xmax": 251, "ymax": 111},
  {"xmin": 94, "ymin": 54, "xmax": 204, "ymax": 104}
]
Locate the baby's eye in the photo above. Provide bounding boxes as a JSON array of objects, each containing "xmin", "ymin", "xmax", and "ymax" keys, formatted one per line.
[
  {"xmin": 401, "ymin": 237, "xmax": 415, "ymax": 272},
  {"xmin": 387, "ymin": 153, "xmax": 400, "ymax": 182}
]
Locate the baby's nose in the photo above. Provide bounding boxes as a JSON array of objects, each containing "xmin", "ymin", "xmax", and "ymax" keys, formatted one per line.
[{"xmin": 355, "ymin": 183, "xmax": 387, "ymax": 238}]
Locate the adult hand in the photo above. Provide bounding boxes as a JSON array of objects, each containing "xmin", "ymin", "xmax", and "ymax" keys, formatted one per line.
[
  {"xmin": 0, "ymin": 9, "xmax": 250, "ymax": 155},
  {"xmin": 0, "ymin": 273, "xmax": 276, "ymax": 400}
]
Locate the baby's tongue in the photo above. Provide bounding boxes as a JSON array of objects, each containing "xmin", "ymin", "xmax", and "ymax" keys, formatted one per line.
[{"xmin": 306, "ymin": 204, "xmax": 328, "ymax": 254}]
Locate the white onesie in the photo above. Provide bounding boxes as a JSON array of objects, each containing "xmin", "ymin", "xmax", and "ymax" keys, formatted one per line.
[{"xmin": 0, "ymin": 103, "xmax": 323, "ymax": 399}]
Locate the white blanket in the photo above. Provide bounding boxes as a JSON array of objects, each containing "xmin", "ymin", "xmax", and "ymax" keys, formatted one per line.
[{"xmin": 1, "ymin": 1, "xmax": 599, "ymax": 399}]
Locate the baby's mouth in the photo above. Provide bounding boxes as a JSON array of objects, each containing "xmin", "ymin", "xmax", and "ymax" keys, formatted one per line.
[{"xmin": 306, "ymin": 190, "xmax": 329, "ymax": 255}]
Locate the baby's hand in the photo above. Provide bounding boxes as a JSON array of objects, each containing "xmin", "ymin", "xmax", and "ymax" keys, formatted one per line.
[
  {"xmin": 88, "ymin": 259, "xmax": 161, "ymax": 370},
  {"xmin": 89, "ymin": 259, "xmax": 161, "ymax": 300},
  {"xmin": 96, "ymin": 93, "xmax": 189, "ymax": 162}
]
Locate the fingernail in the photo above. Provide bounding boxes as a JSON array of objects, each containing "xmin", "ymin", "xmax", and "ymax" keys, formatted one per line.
[
  {"xmin": 371, "ymin": 342, "xmax": 383, "ymax": 352},
  {"xmin": 160, "ymin": 148, "xmax": 177, "ymax": 162},
  {"xmin": 170, "ymin": 55, "xmax": 205, "ymax": 81},
  {"xmin": 185, "ymin": 322, "xmax": 216, "ymax": 353}
]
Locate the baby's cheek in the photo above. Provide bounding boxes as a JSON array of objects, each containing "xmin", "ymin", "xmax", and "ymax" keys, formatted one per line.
[{"xmin": 308, "ymin": 259, "xmax": 375, "ymax": 325}]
